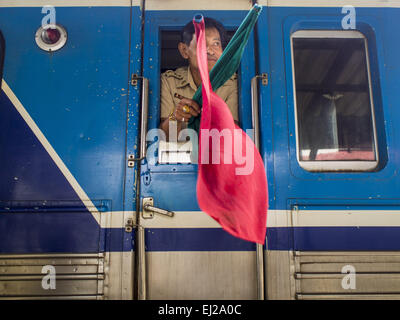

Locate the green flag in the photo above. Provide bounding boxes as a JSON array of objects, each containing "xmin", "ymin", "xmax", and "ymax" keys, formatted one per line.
[{"xmin": 188, "ymin": 4, "xmax": 263, "ymax": 132}]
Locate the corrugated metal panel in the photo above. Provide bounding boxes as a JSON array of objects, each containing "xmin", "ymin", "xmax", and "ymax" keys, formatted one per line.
[
  {"xmin": 0, "ymin": 253, "xmax": 104, "ymax": 299},
  {"xmin": 294, "ymin": 251, "xmax": 400, "ymax": 300}
]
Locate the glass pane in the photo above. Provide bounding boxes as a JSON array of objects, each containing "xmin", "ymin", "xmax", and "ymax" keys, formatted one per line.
[{"xmin": 292, "ymin": 36, "xmax": 377, "ymax": 162}]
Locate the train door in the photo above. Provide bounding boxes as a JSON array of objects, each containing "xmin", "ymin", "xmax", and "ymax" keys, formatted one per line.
[{"xmin": 134, "ymin": 0, "xmax": 263, "ymax": 299}]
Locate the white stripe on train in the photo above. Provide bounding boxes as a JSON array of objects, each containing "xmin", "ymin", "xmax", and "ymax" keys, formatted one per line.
[
  {"xmin": 1, "ymin": 0, "xmax": 399, "ymax": 8},
  {"xmin": 0, "ymin": 0, "xmax": 134, "ymax": 7},
  {"xmin": 2, "ymin": 79, "xmax": 101, "ymax": 225},
  {"xmin": 101, "ymin": 209, "xmax": 400, "ymax": 228}
]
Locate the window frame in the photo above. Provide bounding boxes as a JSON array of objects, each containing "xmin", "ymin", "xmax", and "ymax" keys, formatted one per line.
[
  {"xmin": 290, "ymin": 29, "xmax": 379, "ymax": 172},
  {"xmin": 142, "ymin": 11, "xmax": 256, "ymax": 172}
]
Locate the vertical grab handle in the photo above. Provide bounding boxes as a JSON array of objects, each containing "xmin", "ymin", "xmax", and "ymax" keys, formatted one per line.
[
  {"xmin": 131, "ymin": 75, "xmax": 149, "ymax": 299},
  {"xmin": 140, "ymin": 77, "xmax": 149, "ymax": 160},
  {"xmin": 131, "ymin": 75, "xmax": 149, "ymax": 161},
  {"xmin": 251, "ymin": 76, "xmax": 261, "ymax": 149},
  {"xmin": 251, "ymin": 74, "xmax": 266, "ymax": 300},
  {"xmin": 137, "ymin": 225, "xmax": 146, "ymax": 300},
  {"xmin": 251, "ymin": 73, "xmax": 267, "ymax": 149}
]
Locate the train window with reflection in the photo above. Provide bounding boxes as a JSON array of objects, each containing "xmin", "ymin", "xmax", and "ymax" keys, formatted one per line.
[{"xmin": 291, "ymin": 30, "xmax": 378, "ymax": 172}]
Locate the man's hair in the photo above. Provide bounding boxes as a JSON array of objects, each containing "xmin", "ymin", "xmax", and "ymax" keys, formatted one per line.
[{"xmin": 180, "ymin": 17, "xmax": 227, "ymax": 48}]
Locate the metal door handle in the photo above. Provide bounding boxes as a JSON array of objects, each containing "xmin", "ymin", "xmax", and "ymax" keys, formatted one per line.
[
  {"xmin": 142, "ymin": 197, "xmax": 175, "ymax": 219},
  {"xmin": 144, "ymin": 204, "xmax": 174, "ymax": 218}
]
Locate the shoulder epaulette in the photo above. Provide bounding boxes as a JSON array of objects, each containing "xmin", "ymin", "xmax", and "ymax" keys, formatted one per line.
[{"xmin": 163, "ymin": 69, "xmax": 184, "ymax": 80}]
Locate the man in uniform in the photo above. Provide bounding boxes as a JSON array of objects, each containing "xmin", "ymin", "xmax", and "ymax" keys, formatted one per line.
[{"xmin": 160, "ymin": 17, "xmax": 238, "ymax": 139}]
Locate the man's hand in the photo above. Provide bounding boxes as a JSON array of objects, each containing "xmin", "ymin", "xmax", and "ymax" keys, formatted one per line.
[{"xmin": 173, "ymin": 97, "xmax": 201, "ymax": 123}]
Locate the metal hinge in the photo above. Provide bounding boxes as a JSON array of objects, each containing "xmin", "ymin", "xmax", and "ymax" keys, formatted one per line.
[
  {"xmin": 131, "ymin": 74, "xmax": 146, "ymax": 86},
  {"xmin": 260, "ymin": 73, "xmax": 268, "ymax": 86},
  {"xmin": 131, "ymin": 74, "xmax": 139, "ymax": 86},
  {"xmin": 125, "ymin": 218, "xmax": 134, "ymax": 233},
  {"xmin": 127, "ymin": 154, "xmax": 135, "ymax": 168}
]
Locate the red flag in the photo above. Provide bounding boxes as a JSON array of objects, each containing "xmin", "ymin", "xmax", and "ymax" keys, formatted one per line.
[{"xmin": 194, "ymin": 17, "xmax": 268, "ymax": 244}]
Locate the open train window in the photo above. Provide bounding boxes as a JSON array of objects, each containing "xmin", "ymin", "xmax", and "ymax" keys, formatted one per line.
[
  {"xmin": 291, "ymin": 30, "xmax": 379, "ymax": 172},
  {"xmin": 160, "ymin": 30, "xmax": 234, "ymax": 74},
  {"xmin": 158, "ymin": 30, "xmax": 236, "ymax": 164}
]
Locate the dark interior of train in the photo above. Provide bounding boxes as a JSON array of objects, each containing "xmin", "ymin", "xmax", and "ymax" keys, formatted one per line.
[
  {"xmin": 160, "ymin": 30, "xmax": 234, "ymax": 72},
  {"xmin": 159, "ymin": 30, "xmax": 377, "ymax": 163},
  {"xmin": 159, "ymin": 30, "xmax": 237, "ymax": 128},
  {"xmin": 293, "ymin": 36, "xmax": 376, "ymax": 161}
]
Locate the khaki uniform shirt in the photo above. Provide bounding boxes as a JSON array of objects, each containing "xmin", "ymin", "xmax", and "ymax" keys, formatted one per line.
[{"xmin": 160, "ymin": 66, "xmax": 239, "ymax": 121}]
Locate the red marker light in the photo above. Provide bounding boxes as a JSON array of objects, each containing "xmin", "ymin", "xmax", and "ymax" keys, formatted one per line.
[
  {"xmin": 41, "ymin": 27, "xmax": 61, "ymax": 45},
  {"xmin": 35, "ymin": 24, "xmax": 67, "ymax": 52}
]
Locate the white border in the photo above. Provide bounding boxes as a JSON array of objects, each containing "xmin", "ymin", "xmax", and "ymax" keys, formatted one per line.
[
  {"xmin": 92, "ymin": 208, "xmax": 400, "ymax": 228},
  {"xmin": 0, "ymin": 0, "xmax": 399, "ymax": 8},
  {"xmin": 145, "ymin": 0, "xmax": 251, "ymax": 10},
  {"xmin": 291, "ymin": 209, "xmax": 400, "ymax": 227},
  {"xmin": 259, "ymin": 0, "xmax": 400, "ymax": 7},
  {"xmin": 131, "ymin": 209, "xmax": 400, "ymax": 229},
  {"xmin": 0, "ymin": 0, "xmax": 134, "ymax": 7}
]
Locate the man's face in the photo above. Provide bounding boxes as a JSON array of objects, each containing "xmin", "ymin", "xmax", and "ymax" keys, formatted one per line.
[{"xmin": 179, "ymin": 27, "xmax": 223, "ymax": 72}]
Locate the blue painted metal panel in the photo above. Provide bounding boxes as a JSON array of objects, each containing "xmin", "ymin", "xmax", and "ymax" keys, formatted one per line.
[
  {"xmin": 0, "ymin": 200, "xmax": 109, "ymax": 254},
  {"xmin": 0, "ymin": 6, "xmax": 139, "ymax": 253},
  {"xmin": 103, "ymin": 228, "xmax": 134, "ymax": 252},
  {"xmin": 267, "ymin": 227, "xmax": 400, "ymax": 251},
  {"xmin": 266, "ymin": 227, "xmax": 293, "ymax": 251},
  {"xmin": 294, "ymin": 226, "xmax": 400, "ymax": 251},
  {"xmin": 124, "ymin": 5, "xmax": 143, "ymax": 252},
  {"xmin": 256, "ymin": 7, "xmax": 400, "ymax": 251},
  {"xmin": 267, "ymin": 201, "xmax": 400, "ymax": 251},
  {"xmin": 0, "ymin": 7, "xmax": 131, "ymax": 212},
  {"xmin": 0, "ymin": 211, "xmax": 101, "ymax": 253},
  {"xmin": 257, "ymin": 7, "xmax": 400, "ymax": 211},
  {"xmin": 0, "ymin": 74, "xmax": 106, "ymax": 253},
  {"xmin": 145, "ymin": 228, "xmax": 256, "ymax": 252},
  {"xmin": 1, "ymin": 5, "xmax": 399, "ymax": 255},
  {"xmin": 140, "ymin": 171, "xmax": 199, "ymax": 211},
  {"xmin": 0, "ymin": 91, "xmax": 81, "ymax": 200}
]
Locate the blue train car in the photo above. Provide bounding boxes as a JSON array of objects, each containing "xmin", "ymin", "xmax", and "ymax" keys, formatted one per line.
[{"xmin": 0, "ymin": 0, "xmax": 399, "ymax": 300}]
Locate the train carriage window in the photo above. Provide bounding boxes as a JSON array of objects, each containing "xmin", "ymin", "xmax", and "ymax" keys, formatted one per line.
[
  {"xmin": 158, "ymin": 30, "xmax": 236, "ymax": 164},
  {"xmin": 291, "ymin": 30, "xmax": 379, "ymax": 172}
]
